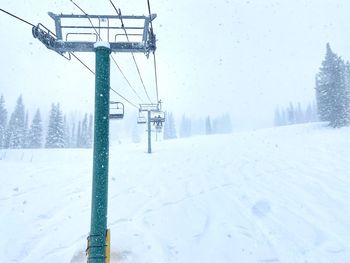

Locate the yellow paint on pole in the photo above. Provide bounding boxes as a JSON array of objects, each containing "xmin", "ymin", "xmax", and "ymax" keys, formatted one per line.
[{"xmin": 105, "ymin": 229, "xmax": 111, "ymax": 263}]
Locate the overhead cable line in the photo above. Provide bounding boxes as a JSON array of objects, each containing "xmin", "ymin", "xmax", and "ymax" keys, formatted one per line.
[
  {"xmin": 109, "ymin": 0, "xmax": 153, "ymax": 104},
  {"xmin": 0, "ymin": 7, "xmax": 95, "ymax": 76},
  {"xmin": 0, "ymin": 8, "xmax": 35, "ymax": 27},
  {"xmin": 71, "ymin": 57, "xmax": 138, "ymax": 108},
  {"xmin": 70, "ymin": 53, "xmax": 95, "ymax": 75},
  {"xmin": 146, "ymin": 0, "xmax": 154, "ymax": 33},
  {"xmin": 0, "ymin": 7, "xmax": 138, "ymax": 109},
  {"xmin": 70, "ymin": 0, "xmax": 102, "ymax": 40},
  {"xmin": 110, "ymin": 56, "xmax": 145, "ymax": 102},
  {"xmin": 71, "ymin": 0, "xmax": 145, "ymax": 104},
  {"xmin": 79, "ymin": 59, "xmax": 139, "ymax": 109},
  {"xmin": 146, "ymin": 0, "xmax": 160, "ymax": 103},
  {"xmin": 152, "ymin": 53, "xmax": 159, "ymax": 102},
  {"xmin": 110, "ymin": 86, "xmax": 139, "ymax": 109}
]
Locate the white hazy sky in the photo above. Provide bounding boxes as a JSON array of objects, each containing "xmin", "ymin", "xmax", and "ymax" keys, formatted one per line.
[{"xmin": 1, "ymin": 0, "xmax": 350, "ymax": 130}]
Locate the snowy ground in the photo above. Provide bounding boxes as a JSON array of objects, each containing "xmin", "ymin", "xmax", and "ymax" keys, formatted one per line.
[{"xmin": 1, "ymin": 123, "xmax": 350, "ymax": 263}]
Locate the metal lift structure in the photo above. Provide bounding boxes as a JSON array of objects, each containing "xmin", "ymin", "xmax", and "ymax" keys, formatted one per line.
[
  {"xmin": 32, "ymin": 11, "xmax": 156, "ymax": 263},
  {"xmin": 33, "ymin": 12, "xmax": 156, "ymax": 55},
  {"xmin": 139, "ymin": 102, "xmax": 165, "ymax": 153}
]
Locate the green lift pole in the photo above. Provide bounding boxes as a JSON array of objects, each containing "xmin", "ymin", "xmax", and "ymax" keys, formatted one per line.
[
  {"xmin": 32, "ymin": 12, "xmax": 157, "ymax": 263},
  {"xmin": 89, "ymin": 45, "xmax": 111, "ymax": 263}
]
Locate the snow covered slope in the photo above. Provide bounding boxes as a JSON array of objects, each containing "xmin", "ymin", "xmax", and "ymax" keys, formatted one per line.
[{"xmin": 1, "ymin": 123, "xmax": 350, "ymax": 263}]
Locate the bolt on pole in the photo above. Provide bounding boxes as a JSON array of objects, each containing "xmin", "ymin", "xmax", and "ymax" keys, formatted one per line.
[{"xmin": 89, "ymin": 44, "xmax": 111, "ymax": 263}]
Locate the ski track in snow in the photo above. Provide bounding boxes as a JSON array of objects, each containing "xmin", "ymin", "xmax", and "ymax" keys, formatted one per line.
[{"xmin": 1, "ymin": 123, "xmax": 350, "ymax": 262}]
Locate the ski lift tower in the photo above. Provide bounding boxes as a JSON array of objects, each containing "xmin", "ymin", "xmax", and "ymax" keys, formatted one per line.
[
  {"xmin": 32, "ymin": 12, "xmax": 156, "ymax": 263},
  {"xmin": 139, "ymin": 103, "xmax": 163, "ymax": 153}
]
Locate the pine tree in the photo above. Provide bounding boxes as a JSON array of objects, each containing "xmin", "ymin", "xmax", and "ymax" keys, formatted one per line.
[
  {"xmin": 281, "ymin": 108, "xmax": 287, "ymax": 126},
  {"xmin": 23, "ymin": 111, "xmax": 29, "ymax": 148},
  {"xmin": 0, "ymin": 94, "xmax": 7, "ymax": 149},
  {"xmin": 205, "ymin": 116, "xmax": 212, "ymax": 135},
  {"xmin": 329, "ymin": 58, "xmax": 349, "ymax": 127},
  {"xmin": 80, "ymin": 113, "xmax": 89, "ymax": 148},
  {"xmin": 286, "ymin": 102, "xmax": 295, "ymax": 125},
  {"xmin": 87, "ymin": 114, "xmax": 93, "ymax": 148},
  {"xmin": 45, "ymin": 103, "xmax": 65, "ymax": 148},
  {"xmin": 180, "ymin": 114, "xmax": 192, "ymax": 138},
  {"xmin": 70, "ymin": 123, "xmax": 76, "ymax": 148},
  {"xmin": 212, "ymin": 113, "xmax": 232, "ymax": 134},
  {"xmin": 295, "ymin": 102, "xmax": 303, "ymax": 124},
  {"xmin": 63, "ymin": 115, "xmax": 70, "ymax": 148},
  {"xmin": 274, "ymin": 106, "xmax": 282, "ymax": 126},
  {"xmin": 305, "ymin": 103, "xmax": 313, "ymax": 123},
  {"xmin": 342, "ymin": 61, "xmax": 350, "ymax": 125},
  {"xmin": 163, "ymin": 112, "xmax": 177, "ymax": 139},
  {"xmin": 27, "ymin": 109, "xmax": 43, "ymax": 148},
  {"xmin": 6, "ymin": 95, "xmax": 26, "ymax": 148},
  {"xmin": 76, "ymin": 120, "xmax": 82, "ymax": 147},
  {"xmin": 316, "ymin": 43, "xmax": 350, "ymax": 127},
  {"xmin": 212, "ymin": 117, "xmax": 219, "ymax": 134},
  {"xmin": 316, "ymin": 44, "xmax": 336, "ymax": 122}
]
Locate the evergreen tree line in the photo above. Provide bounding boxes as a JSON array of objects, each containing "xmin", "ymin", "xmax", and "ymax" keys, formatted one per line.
[
  {"xmin": 163, "ymin": 112, "xmax": 233, "ymax": 140},
  {"xmin": 0, "ymin": 94, "xmax": 93, "ymax": 149},
  {"xmin": 315, "ymin": 43, "xmax": 350, "ymax": 127},
  {"xmin": 274, "ymin": 102, "xmax": 318, "ymax": 126}
]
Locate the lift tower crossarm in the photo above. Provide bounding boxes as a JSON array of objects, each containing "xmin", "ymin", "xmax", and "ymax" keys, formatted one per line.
[
  {"xmin": 139, "ymin": 103, "xmax": 160, "ymax": 112},
  {"xmin": 52, "ymin": 41, "xmax": 146, "ymax": 53},
  {"xmin": 48, "ymin": 12, "xmax": 157, "ymax": 20},
  {"xmin": 33, "ymin": 12, "xmax": 157, "ymax": 55}
]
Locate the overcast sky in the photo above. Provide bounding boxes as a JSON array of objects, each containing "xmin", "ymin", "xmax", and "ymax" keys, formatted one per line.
[{"xmin": 1, "ymin": 0, "xmax": 350, "ymax": 130}]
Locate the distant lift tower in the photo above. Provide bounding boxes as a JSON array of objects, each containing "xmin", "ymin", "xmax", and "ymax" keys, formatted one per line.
[
  {"xmin": 32, "ymin": 12, "xmax": 156, "ymax": 263},
  {"xmin": 139, "ymin": 102, "xmax": 165, "ymax": 153}
]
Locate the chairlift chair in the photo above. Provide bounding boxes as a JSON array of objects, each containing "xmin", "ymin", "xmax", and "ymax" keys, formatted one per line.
[
  {"xmin": 150, "ymin": 111, "xmax": 165, "ymax": 126},
  {"xmin": 109, "ymin": 101, "xmax": 124, "ymax": 120},
  {"xmin": 137, "ymin": 112, "xmax": 147, "ymax": 124}
]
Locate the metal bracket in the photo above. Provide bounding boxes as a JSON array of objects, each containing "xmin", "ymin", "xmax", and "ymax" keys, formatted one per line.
[
  {"xmin": 33, "ymin": 12, "xmax": 157, "ymax": 55},
  {"xmin": 32, "ymin": 23, "xmax": 71, "ymax": 60}
]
